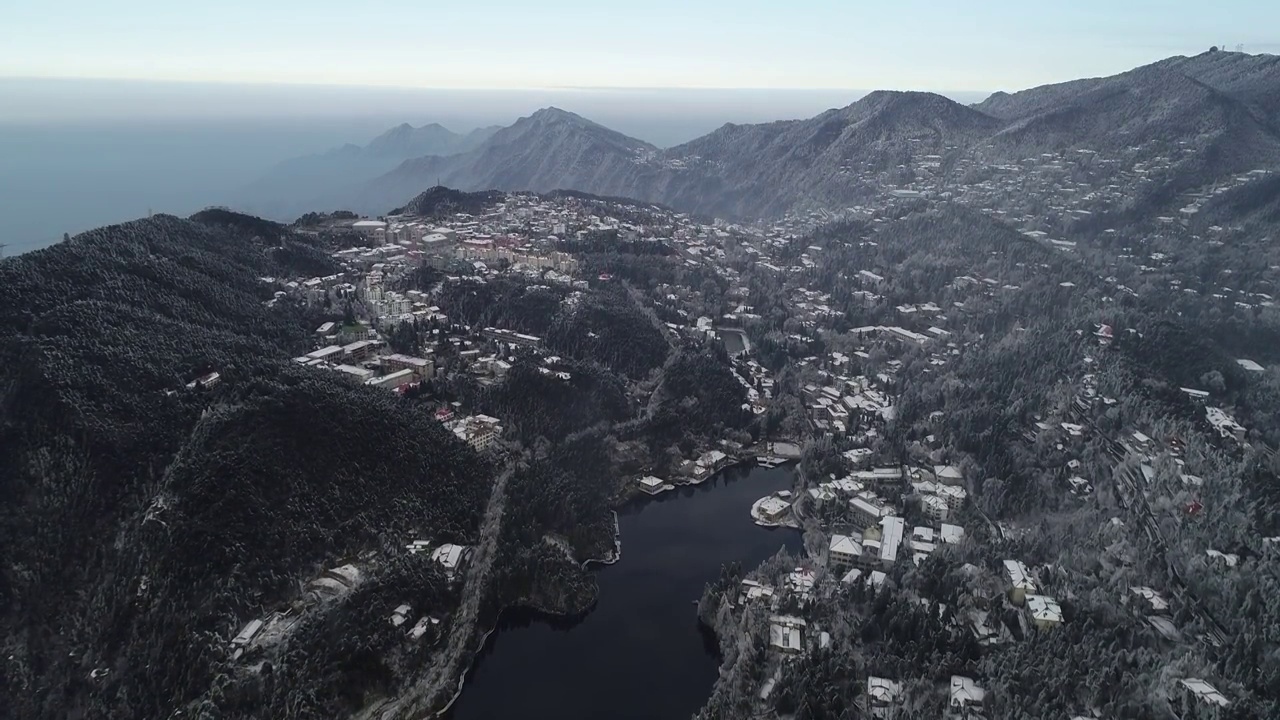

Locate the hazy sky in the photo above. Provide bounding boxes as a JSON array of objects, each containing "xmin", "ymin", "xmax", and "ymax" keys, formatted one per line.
[{"xmin": 4, "ymin": 0, "xmax": 1277, "ymax": 91}]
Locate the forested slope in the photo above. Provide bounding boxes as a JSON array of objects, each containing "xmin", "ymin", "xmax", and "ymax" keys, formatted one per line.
[{"xmin": 0, "ymin": 212, "xmax": 494, "ymax": 719}]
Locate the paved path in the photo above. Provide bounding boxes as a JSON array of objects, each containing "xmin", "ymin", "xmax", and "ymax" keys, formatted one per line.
[{"xmin": 362, "ymin": 464, "xmax": 514, "ymax": 720}]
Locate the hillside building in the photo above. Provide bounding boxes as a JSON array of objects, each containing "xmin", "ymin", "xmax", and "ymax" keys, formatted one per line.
[
  {"xmin": 1003, "ymin": 560, "xmax": 1038, "ymax": 605},
  {"xmin": 829, "ymin": 534, "xmax": 862, "ymax": 568},
  {"xmin": 862, "ymin": 677, "xmax": 903, "ymax": 719},
  {"xmin": 948, "ymin": 675, "xmax": 986, "ymax": 719},
  {"xmin": 1026, "ymin": 594, "xmax": 1063, "ymax": 630}
]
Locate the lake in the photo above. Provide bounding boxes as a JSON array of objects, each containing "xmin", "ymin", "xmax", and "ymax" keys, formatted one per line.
[
  {"xmin": 445, "ymin": 463, "xmax": 801, "ymax": 720},
  {"xmin": 718, "ymin": 328, "xmax": 748, "ymax": 356}
]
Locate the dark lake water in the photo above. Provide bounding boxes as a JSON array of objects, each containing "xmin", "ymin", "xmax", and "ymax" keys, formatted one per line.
[
  {"xmin": 446, "ymin": 463, "xmax": 801, "ymax": 720},
  {"xmin": 718, "ymin": 328, "xmax": 747, "ymax": 356}
]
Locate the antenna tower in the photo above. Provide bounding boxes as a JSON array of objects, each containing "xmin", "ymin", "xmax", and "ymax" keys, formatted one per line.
[{"xmin": 0, "ymin": 243, "xmax": 7, "ymax": 259}]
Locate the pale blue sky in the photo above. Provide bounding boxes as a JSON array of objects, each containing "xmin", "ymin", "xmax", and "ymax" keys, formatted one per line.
[{"xmin": 2, "ymin": 0, "xmax": 1277, "ymax": 90}]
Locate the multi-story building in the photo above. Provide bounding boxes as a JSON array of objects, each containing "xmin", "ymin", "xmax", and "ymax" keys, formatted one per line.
[
  {"xmin": 828, "ymin": 534, "xmax": 862, "ymax": 568},
  {"xmin": 1003, "ymin": 560, "xmax": 1038, "ymax": 606},
  {"xmin": 850, "ymin": 496, "xmax": 891, "ymax": 530},
  {"xmin": 366, "ymin": 369, "xmax": 416, "ymax": 390},
  {"xmin": 383, "ymin": 353, "xmax": 434, "ymax": 379},
  {"xmin": 922, "ymin": 494, "xmax": 950, "ymax": 522},
  {"xmin": 452, "ymin": 414, "xmax": 502, "ymax": 451},
  {"xmin": 878, "ymin": 516, "xmax": 905, "ymax": 566}
]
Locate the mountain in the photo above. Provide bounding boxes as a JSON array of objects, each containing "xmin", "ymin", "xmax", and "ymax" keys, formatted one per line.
[
  {"xmin": 1159, "ymin": 50, "xmax": 1280, "ymax": 121},
  {"xmin": 974, "ymin": 57, "xmax": 1280, "ymax": 206},
  {"xmin": 976, "ymin": 58, "xmax": 1279, "ymax": 159},
  {"xmin": 356, "ymin": 53, "xmax": 1280, "ymax": 221},
  {"xmin": 366, "ymin": 122, "xmax": 500, "ymax": 158},
  {"xmin": 975, "ymin": 50, "xmax": 1280, "ymax": 123},
  {"xmin": 345, "ymin": 53, "xmax": 1280, "ymax": 222},
  {"xmin": 363, "ymin": 94, "xmax": 997, "ymax": 218},
  {"xmin": 1004, "ymin": 67, "xmax": 1271, "ymax": 140},
  {"xmin": 648, "ymin": 90, "xmax": 1002, "ymax": 217},
  {"xmin": 365, "ymin": 108, "xmax": 657, "ymax": 213},
  {"xmin": 236, "ymin": 122, "xmax": 499, "ymax": 220},
  {"xmin": 0, "ymin": 212, "xmax": 494, "ymax": 719}
]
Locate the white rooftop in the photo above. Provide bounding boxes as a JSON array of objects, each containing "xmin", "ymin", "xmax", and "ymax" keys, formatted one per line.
[
  {"xmin": 1026, "ymin": 594, "xmax": 1063, "ymax": 624},
  {"xmin": 1179, "ymin": 678, "xmax": 1230, "ymax": 707},
  {"xmin": 940, "ymin": 524, "xmax": 965, "ymax": 543},
  {"xmin": 1130, "ymin": 586, "xmax": 1169, "ymax": 611},
  {"xmin": 851, "ymin": 497, "xmax": 888, "ymax": 519},
  {"xmin": 933, "ymin": 464, "xmax": 963, "ymax": 481},
  {"xmin": 950, "ymin": 675, "xmax": 986, "ymax": 708},
  {"xmin": 1003, "ymin": 559, "xmax": 1037, "ymax": 591},
  {"xmin": 768, "ymin": 615, "xmax": 805, "ymax": 653},
  {"xmin": 1236, "ymin": 358, "xmax": 1265, "ymax": 373},
  {"xmin": 431, "ymin": 544, "xmax": 467, "ymax": 570},
  {"xmin": 879, "ymin": 516, "xmax": 905, "ymax": 564},
  {"xmin": 829, "ymin": 534, "xmax": 862, "ymax": 557},
  {"xmin": 866, "ymin": 677, "xmax": 902, "ymax": 704},
  {"xmin": 758, "ymin": 496, "xmax": 791, "ymax": 516}
]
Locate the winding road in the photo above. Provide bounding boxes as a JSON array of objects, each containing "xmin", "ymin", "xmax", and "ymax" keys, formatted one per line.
[{"xmin": 362, "ymin": 463, "xmax": 515, "ymax": 720}]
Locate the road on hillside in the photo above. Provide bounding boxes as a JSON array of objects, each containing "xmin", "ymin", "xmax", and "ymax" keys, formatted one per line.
[{"xmin": 361, "ymin": 463, "xmax": 515, "ymax": 720}]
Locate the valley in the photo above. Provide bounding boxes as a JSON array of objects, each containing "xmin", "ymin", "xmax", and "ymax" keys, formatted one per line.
[{"xmin": 3, "ymin": 49, "xmax": 1280, "ymax": 720}]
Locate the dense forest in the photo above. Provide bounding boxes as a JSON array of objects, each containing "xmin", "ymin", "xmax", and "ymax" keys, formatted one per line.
[
  {"xmin": 432, "ymin": 277, "xmax": 668, "ymax": 380},
  {"xmin": 390, "ymin": 187, "xmax": 505, "ymax": 218},
  {"xmin": 0, "ymin": 213, "xmax": 496, "ymax": 719},
  {"xmin": 546, "ymin": 285, "xmax": 669, "ymax": 379},
  {"xmin": 464, "ymin": 358, "xmax": 632, "ymax": 444},
  {"xmin": 484, "ymin": 434, "xmax": 620, "ymax": 620}
]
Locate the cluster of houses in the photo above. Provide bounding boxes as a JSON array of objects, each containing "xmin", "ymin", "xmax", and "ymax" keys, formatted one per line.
[
  {"xmin": 249, "ymin": 158, "xmax": 1268, "ymax": 716},
  {"xmin": 293, "ymin": 335, "xmax": 436, "ymax": 392},
  {"xmin": 635, "ymin": 448, "xmax": 734, "ymax": 495}
]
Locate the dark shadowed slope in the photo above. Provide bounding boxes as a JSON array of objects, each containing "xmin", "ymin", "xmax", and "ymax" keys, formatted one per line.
[
  {"xmin": 0, "ymin": 212, "xmax": 494, "ymax": 720},
  {"xmin": 390, "ymin": 186, "xmax": 507, "ymax": 217}
]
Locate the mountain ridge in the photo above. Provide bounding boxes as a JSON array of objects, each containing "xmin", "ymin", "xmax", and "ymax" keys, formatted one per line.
[
  {"xmin": 364, "ymin": 107, "xmax": 658, "ymax": 211},
  {"xmin": 348, "ymin": 52, "xmax": 1280, "ymax": 221}
]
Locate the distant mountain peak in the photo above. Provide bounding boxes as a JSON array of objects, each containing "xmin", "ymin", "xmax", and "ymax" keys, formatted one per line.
[
  {"xmin": 861, "ymin": 89, "xmax": 941, "ymax": 101},
  {"xmin": 524, "ymin": 106, "xmax": 594, "ymax": 128},
  {"xmin": 531, "ymin": 106, "xmax": 577, "ymax": 118},
  {"xmin": 830, "ymin": 90, "xmax": 1000, "ymax": 134},
  {"xmin": 851, "ymin": 89, "xmax": 973, "ymax": 113},
  {"xmin": 499, "ymin": 106, "xmax": 655, "ymax": 151}
]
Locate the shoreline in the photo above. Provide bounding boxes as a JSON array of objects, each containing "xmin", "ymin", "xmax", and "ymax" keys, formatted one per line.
[
  {"xmin": 582, "ymin": 511, "xmax": 622, "ymax": 568},
  {"xmin": 428, "ymin": 511, "xmax": 622, "ymax": 717},
  {"xmin": 632, "ymin": 453, "xmax": 798, "ymax": 498},
  {"xmin": 749, "ymin": 495, "xmax": 802, "ymax": 529},
  {"xmin": 425, "ymin": 459, "xmax": 788, "ymax": 718}
]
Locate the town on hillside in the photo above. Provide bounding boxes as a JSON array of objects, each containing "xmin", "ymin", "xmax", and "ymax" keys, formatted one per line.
[{"xmin": 229, "ymin": 136, "xmax": 1280, "ymax": 716}]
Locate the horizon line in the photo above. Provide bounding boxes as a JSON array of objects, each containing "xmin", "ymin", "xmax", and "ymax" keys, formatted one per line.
[{"xmin": 0, "ymin": 74, "xmax": 999, "ymax": 95}]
